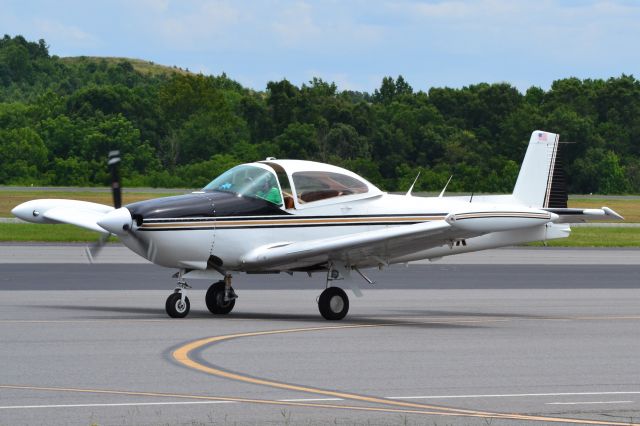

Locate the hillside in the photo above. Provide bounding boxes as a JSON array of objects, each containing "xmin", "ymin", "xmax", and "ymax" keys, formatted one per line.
[{"xmin": 59, "ymin": 56, "xmax": 194, "ymax": 77}]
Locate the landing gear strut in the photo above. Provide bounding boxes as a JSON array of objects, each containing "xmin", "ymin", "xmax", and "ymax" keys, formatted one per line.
[
  {"xmin": 206, "ymin": 274, "xmax": 237, "ymax": 315},
  {"xmin": 166, "ymin": 271, "xmax": 191, "ymax": 318}
]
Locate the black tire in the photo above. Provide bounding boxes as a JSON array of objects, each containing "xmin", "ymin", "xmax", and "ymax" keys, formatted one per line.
[
  {"xmin": 318, "ymin": 287, "xmax": 349, "ymax": 320},
  {"xmin": 205, "ymin": 281, "xmax": 236, "ymax": 315},
  {"xmin": 165, "ymin": 293, "xmax": 190, "ymax": 318}
]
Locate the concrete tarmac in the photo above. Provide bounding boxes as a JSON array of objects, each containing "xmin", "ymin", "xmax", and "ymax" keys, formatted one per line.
[{"xmin": 1, "ymin": 248, "xmax": 640, "ymax": 425}]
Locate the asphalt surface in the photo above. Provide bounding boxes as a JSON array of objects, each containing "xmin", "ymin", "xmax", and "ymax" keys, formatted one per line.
[
  {"xmin": 3, "ymin": 244, "xmax": 640, "ymax": 265},
  {"xmin": 2, "ymin": 263, "xmax": 640, "ymax": 291},
  {"xmin": 1, "ymin": 253, "xmax": 640, "ymax": 425}
]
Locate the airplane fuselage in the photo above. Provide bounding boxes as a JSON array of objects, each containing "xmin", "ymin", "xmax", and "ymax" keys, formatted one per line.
[{"xmin": 123, "ymin": 191, "xmax": 569, "ymax": 272}]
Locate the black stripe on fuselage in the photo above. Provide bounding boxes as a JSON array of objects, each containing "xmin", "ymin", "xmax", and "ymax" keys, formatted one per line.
[
  {"xmin": 138, "ymin": 221, "xmax": 427, "ymax": 231},
  {"xmin": 142, "ymin": 213, "xmax": 448, "ymax": 224}
]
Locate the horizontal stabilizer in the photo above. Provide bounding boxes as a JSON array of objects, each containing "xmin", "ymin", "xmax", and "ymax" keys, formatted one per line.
[{"xmin": 544, "ymin": 207, "xmax": 624, "ymax": 223}]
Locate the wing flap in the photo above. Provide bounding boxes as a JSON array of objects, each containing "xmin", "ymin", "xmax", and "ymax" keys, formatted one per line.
[{"xmin": 241, "ymin": 220, "xmax": 452, "ymax": 269}]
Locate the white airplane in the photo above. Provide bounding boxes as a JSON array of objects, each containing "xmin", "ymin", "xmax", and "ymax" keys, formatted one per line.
[{"xmin": 12, "ymin": 130, "xmax": 623, "ymax": 320}]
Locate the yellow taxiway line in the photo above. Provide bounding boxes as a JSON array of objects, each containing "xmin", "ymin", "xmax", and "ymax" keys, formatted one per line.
[{"xmin": 172, "ymin": 322, "xmax": 639, "ymax": 425}]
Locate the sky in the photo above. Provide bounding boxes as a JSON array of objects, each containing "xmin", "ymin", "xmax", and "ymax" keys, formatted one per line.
[{"xmin": 2, "ymin": 0, "xmax": 639, "ymax": 93}]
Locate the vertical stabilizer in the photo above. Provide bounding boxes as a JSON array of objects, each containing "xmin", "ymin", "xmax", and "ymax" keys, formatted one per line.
[{"xmin": 512, "ymin": 130, "xmax": 567, "ymax": 208}]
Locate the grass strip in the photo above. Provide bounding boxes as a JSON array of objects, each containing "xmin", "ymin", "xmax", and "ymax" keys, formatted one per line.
[
  {"xmin": 0, "ymin": 223, "xmax": 116, "ymax": 243},
  {"xmin": 2, "ymin": 192, "xmax": 637, "ymax": 222},
  {"xmin": 569, "ymin": 198, "xmax": 640, "ymax": 222},
  {"xmin": 1, "ymin": 223, "xmax": 638, "ymax": 246},
  {"xmin": 0, "ymin": 190, "xmax": 185, "ymax": 217},
  {"xmin": 528, "ymin": 227, "xmax": 640, "ymax": 247}
]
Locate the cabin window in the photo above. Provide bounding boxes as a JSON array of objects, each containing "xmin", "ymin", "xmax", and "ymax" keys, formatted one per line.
[
  {"xmin": 203, "ymin": 165, "xmax": 282, "ymax": 206},
  {"xmin": 292, "ymin": 171, "xmax": 368, "ymax": 203}
]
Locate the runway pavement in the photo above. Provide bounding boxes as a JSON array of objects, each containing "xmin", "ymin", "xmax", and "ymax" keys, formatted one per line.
[{"xmin": 1, "ymin": 249, "xmax": 640, "ymax": 425}]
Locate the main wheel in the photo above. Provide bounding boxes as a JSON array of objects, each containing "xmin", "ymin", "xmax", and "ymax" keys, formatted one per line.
[
  {"xmin": 318, "ymin": 287, "xmax": 349, "ymax": 320},
  {"xmin": 206, "ymin": 281, "xmax": 236, "ymax": 314},
  {"xmin": 166, "ymin": 293, "xmax": 190, "ymax": 318}
]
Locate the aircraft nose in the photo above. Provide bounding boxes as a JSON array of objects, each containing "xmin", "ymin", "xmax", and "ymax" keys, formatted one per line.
[{"xmin": 97, "ymin": 207, "xmax": 133, "ymax": 235}]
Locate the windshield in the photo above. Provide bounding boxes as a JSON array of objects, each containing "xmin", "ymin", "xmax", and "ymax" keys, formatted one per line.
[{"xmin": 203, "ymin": 165, "xmax": 282, "ymax": 205}]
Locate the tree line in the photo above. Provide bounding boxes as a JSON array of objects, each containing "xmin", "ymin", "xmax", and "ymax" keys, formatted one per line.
[{"xmin": 1, "ymin": 35, "xmax": 638, "ymax": 194}]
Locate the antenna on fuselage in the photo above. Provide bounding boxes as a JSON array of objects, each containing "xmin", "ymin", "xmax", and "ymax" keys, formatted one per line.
[
  {"xmin": 405, "ymin": 172, "xmax": 421, "ymax": 197},
  {"xmin": 438, "ymin": 175, "xmax": 453, "ymax": 198}
]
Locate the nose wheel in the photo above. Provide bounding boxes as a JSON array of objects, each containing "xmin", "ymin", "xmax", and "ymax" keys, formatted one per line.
[
  {"xmin": 166, "ymin": 270, "xmax": 191, "ymax": 318},
  {"xmin": 166, "ymin": 292, "xmax": 190, "ymax": 318},
  {"xmin": 318, "ymin": 287, "xmax": 349, "ymax": 320}
]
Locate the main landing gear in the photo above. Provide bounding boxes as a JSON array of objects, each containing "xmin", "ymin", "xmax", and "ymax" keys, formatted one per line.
[
  {"xmin": 318, "ymin": 287, "xmax": 349, "ymax": 320},
  {"xmin": 317, "ymin": 265, "xmax": 358, "ymax": 321},
  {"xmin": 164, "ymin": 271, "xmax": 237, "ymax": 318},
  {"xmin": 205, "ymin": 275, "xmax": 237, "ymax": 315},
  {"xmin": 164, "ymin": 266, "xmax": 364, "ymax": 321}
]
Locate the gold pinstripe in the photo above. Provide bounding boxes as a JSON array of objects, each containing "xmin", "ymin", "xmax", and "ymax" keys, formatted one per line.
[{"xmin": 140, "ymin": 216, "xmax": 446, "ymax": 230}]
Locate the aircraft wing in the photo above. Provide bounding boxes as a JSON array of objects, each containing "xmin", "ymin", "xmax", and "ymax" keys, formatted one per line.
[
  {"xmin": 544, "ymin": 207, "xmax": 624, "ymax": 223},
  {"xmin": 12, "ymin": 199, "xmax": 114, "ymax": 233},
  {"xmin": 240, "ymin": 220, "xmax": 453, "ymax": 270}
]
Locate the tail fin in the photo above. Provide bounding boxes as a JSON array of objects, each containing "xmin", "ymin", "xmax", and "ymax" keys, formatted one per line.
[{"xmin": 512, "ymin": 130, "xmax": 567, "ymax": 208}]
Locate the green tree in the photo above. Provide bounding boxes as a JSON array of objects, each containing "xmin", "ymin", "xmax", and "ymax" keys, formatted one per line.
[
  {"xmin": 571, "ymin": 148, "xmax": 630, "ymax": 194},
  {"xmin": 274, "ymin": 122, "xmax": 318, "ymax": 159},
  {"xmin": 0, "ymin": 127, "xmax": 48, "ymax": 184},
  {"xmin": 324, "ymin": 123, "xmax": 369, "ymax": 160}
]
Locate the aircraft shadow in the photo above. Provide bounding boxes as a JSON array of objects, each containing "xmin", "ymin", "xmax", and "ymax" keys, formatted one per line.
[
  {"xmin": 29, "ymin": 304, "xmax": 502, "ymax": 328},
  {"xmin": 389, "ymin": 309, "xmax": 546, "ymax": 319}
]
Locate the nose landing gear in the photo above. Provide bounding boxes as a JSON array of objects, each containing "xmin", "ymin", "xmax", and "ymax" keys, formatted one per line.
[
  {"xmin": 166, "ymin": 275, "xmax": 191, "ymax": 318},
  {"xmin": 164, "ymin": 271, "xmax": 238, "ymax": 319}
]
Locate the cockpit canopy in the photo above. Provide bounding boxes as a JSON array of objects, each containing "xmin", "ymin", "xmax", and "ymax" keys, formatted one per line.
[
  {"xmin": 203, "ymin": 160, "xmax": 381, "ymax": 209},
  {"xmin": 203, "ymin": 165, "xmax": 282, "ymax": 205}
]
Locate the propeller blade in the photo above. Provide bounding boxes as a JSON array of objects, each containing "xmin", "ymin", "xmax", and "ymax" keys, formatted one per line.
[
  {"xmin": 121, "ymin": 229, "xmax": 157, "ymax": 264},
  {"xmin": 108, "ymin": 150, "xmax": 122, "ymax": 209},
  {"xmin": 85, "ymin": 233, "xmax": 110, "ymax": 264},
  {"xmin": 87, "ymin": 150, "xmax": 121, "ymax": 263}
]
